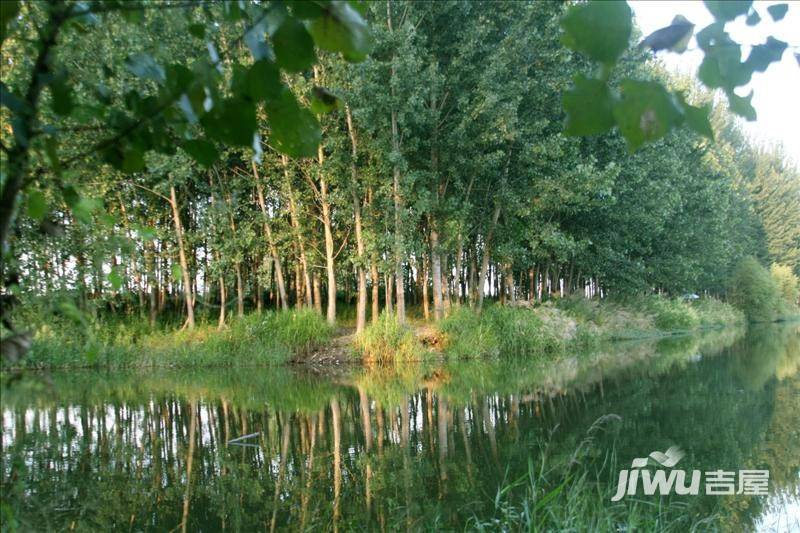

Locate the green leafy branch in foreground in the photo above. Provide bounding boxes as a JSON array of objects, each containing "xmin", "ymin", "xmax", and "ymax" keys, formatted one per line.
[
  {"xmin": 561, "ymin": 0, "xmax": 792, "ymax": 151},
  {"xmin": 0, "ymin": 0, "xmax": 370, "ymax": 242},
  {"xmin": 0, "ymin": 0, "xmax": 371, "ymax": 360}
]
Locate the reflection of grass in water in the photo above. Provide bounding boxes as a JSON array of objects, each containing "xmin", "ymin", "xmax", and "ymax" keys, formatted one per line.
[
  {"xmin": 1, "ymin": 366, "xmax": 344, "ymax": 413},
  {"xmin": 433, "ymin": 327, "xmax": 744, "ymax": 406},
  {"xmin": 733, "ymin": 322, "xmax": 800, "ymax": 390},
  {"xmin": 468, "ymin": 416, "xmax": 721, "ymax": 532}
]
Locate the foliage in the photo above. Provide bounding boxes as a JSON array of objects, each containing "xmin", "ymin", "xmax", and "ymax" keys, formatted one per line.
[
  {"xmin": 2, "ymin": 0, "xmax": 797, "ymax": 368},
  {"xmin": 561, "ymin": 0, "xmax": 792, "ymax": 149},
  {"xmin": 355, "ymin": 312, "xmax": 422, "ymax": 363},
  {"xmin": 728, "ymin": 257, "xmax": 783, "ymax": 322},
  {"xmin": 771, "ymin": 263, "xmax": 799, "ymax": 308},
  {"xmin": 10, "ymin": 310, "xmax": 332, "ymax": 369},
  {"xmin": 439, "ymin": 306, "xmax": 564, "ymax": 359},
  {"xmin": 691, "ymin": 297, "xmax": 746, "ymax": 327},
  {"xmin": 641, "ymin": 296, "xmax": 700, "ymax": 331}
]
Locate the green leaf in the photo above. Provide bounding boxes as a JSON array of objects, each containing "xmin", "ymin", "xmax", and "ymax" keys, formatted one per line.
[
  {"xmin": 74, "ymin": 197, "xmax": 102, "ymax": 224},
  {"xmin": 246, "ymin": 60, "xmax": 282, "ymax": 101},
  {"xmin": 638, "ymin": 16, "xmax": 694, "ymax": 53},
  {"xmin": 122, "ymin": 147, "xmax": 146, "ymax": 173},
  {"xmin": 188, "ymin": 23, "xmax": 205, "ymax": 39},
  {"xmin": 745, "ymin": 9, "xmax": 761, "ymax": 25},
  {"xmin": 612, "ymin": 79, "xmax": 683, "ymax": 151},
  {"xmin": 767, "ymin": 3, "xmax": 788, "ymax": 21},
  {"xmin": 273, "ymin": 18, "xmax": 316, "ymax": 72},
  {"xmin": 308, "ymin": 1, "xmax": 372, "ymax": 61},
  {"xmin": 44, "ymin": 136, "xmax": 61, "ymax": 173},
  {"xmin": 266, "ymin": 89, "xmax": 321, "ymax": 157},
  {"xmin": 171, "ymin": 263, "xmax": 183, "ymax": 282},
  {"xmin": 681, "ymin": 102, "xmax": 714, "ymax": 139},
  {"xmin": 50, "ymin": 76, "xmax": 73, "ymax": 116},
  {"xmin": 698, "ymin": 42, "xmax": 749, "ymax": 89},
  {"xmin": 125, "ymin": 53, "xmax": 166, "ymax": 84},
  {"xmin": 562, "ymin": 75, "xmax": 615, "ymax": 136},
  {"xmin": 727, "ymin": 90, "xmax": 757, "ymax": 121},
  {"xmin": 745, "ymin": 37, "xmax": 787, "ymax": 73},
  {"xmin": 0, "ymin": 0, "xmax": 19, "ymax": 43},
  {"xmin": 290, "ymin": 0, "xmax": 325, "ymax": 19},
  {"xmin": 27, "ymin": 190, "xmax": 47, "ymax": 221},
  {"xmin": 0, "ymin": 81, "xmax": 25, "ymax": 113},
  {"xmin": 57, "ymin": 300, "xmax": 84, "ymax": 325},
  {"xmin": 560, "ymin": 0, "xmax": 632, "ymax": 65},
  {"xmin": 108, "ymin": 268, "xmax": 124, "ymax": 290},
  {"xmin": 244, "ymin": 19, "xmax": 271, "ymax": 60},
  {"xmin": 703, "ymin": 0, "xmax": 752, "ymax": 22},
  {"xmin": 182, "ymin": 139, "xmax": 219, "ymax": 168},
  {"xmin": 310, "ymin": 86, "xmax": 341, "ymax": 114},
  {"xmin": 201, "ymin": 98, "xmax": 257, "ymax": 147},
  {"xmin": 136, "ymin": 225, "xmax": 157, "ymax": 240}
]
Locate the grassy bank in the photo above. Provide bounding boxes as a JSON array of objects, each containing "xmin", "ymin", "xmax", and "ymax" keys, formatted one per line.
[
  {"xmin": 436, "ymin": 296, "xmax": 745, "ymax": 359},
  {"xmin": 5, "ymin": 296, "xmax": 748, "ymax": 369},
  {"xmin": 10, "ymin": 309, "xmax": 334, "ymax": 369}
]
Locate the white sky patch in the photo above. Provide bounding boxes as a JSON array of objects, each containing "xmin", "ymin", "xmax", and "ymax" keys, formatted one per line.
[{"xmin": 629, "ymin": 1, "xmax": 800, "ymax": 163}]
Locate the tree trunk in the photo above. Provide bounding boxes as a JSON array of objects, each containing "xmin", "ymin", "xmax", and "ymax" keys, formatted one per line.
[
  {"xmin": 346, "ymin": 106, "xmax": 368, "ymax": 334},
  {"xmin": 282, "ymin": 156, "xmax": 313, "ymax": 308},
  {"xmin": 253, "ymin": 162, "xmax": 289, "ymax": 311},
  {"xmin": 385, "ymin": 274, "xmax": 393, "ymax": 314},
  {"xmin": 422, "ymin": 255, "xmax": 430, "ymax": 321},
  {"xmin": 318, "ymin": 146, "xmax": 337, "ymax": 325},
  {"xmin": 504, "ymin": 264, "xmax": 516, "ymax": 303},
  {"xmin": 234, "ymin": 263, "xmax": 244, "ymax": 317},
  {"xmin": 430, "ymin": 225, "xmax": 444, "ymax": 321},
  {"xmin": 217, "ymin": 274, "xmax": 226, "ymax": 329},
  {"xmin": 312, "ymin": 272, "xmax": 323, "ymax": 315},
  {"xmin": 371, "ymin": 258, "xmax": 380, "ymax": 323},
  {"xmin": 477, "ymin": 203, "xmax": 502, "ymax": 310},
  {"xmin": 170, "ymin": 185, "xmax": 194, "ymax": 329},
  {"xmin": 388, "ymin": 2, "xmax": 405, "ymax": 324}
]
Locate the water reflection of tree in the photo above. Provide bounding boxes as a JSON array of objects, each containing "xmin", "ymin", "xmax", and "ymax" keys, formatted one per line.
[{"xmin": 2, "ymin": 325, "xmax": 797, "ymax": 530}]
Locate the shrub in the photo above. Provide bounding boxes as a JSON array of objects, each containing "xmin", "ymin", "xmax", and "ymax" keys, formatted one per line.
[
  {"xmin": 17, "ymin": 309, "xmax": 334, "ymax": 369},
  {"xmin": 691, "ymin": 298, "xmax": 745, "ymax": 327},
  {"xmin": 438, "ymin": 306, "xmax": 563, "ymax": 359},
  {"xmin": 437, "ymin": 306, "xmax": 500, "ymax": 358},
  {"xmin": 728, "ymin": 257, "xmax": 783, "ymax": 322},
  {"xmin": 644, "ymin": 296, "xmax": 699, "ymax": 331},
  {"xmin": 770, "ymin": 263, "xmax": 799, "ymax": 308},
  {"xmin": 242, "ymin": 309, "xmax": 334, "ymax": 356},
  {"xmin": 356, "ymin": 312, "xmax": 422, "ymax": 363}
]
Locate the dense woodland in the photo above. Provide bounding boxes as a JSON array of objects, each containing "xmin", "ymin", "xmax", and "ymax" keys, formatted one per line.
[{"xmin": 2, "ymin": 1, "xmax": 799, "ymax": 337}]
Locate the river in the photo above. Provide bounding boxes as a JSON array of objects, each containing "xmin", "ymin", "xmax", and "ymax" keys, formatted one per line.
[{"xmin": 2, "ymin": 323, "xmax": 798, "ymax": 531}]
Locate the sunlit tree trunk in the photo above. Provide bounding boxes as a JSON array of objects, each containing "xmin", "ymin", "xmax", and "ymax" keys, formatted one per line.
[
  {"xmin": 281, "ymin": 156, "xmax": 313, "ymax": 309},
  {"xmin": 387, "ymin": 1, "xmax": 405, "ymax": 324},
  {"xmin": 477, "ymin": 203, "xmax": 501, "ymax": 310},
  {"xmin": 346, "ymin": 106, "xmax": 368, "ymax": 333},
  {"xmin": 169, "ymin": 185, "xmax": 194, "ymax": 329},
  {"xmin": 430, "ymin": 225, "xmax": 444, "ymax": 321},
  {"xmin": 319, "ymin": 149, "xmax": 337, "ymax": 325}
]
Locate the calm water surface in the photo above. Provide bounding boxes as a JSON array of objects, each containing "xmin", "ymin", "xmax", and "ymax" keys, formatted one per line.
[{"xmin": 2, "ymin": 324, "xmax": 799, "ymax": 531}]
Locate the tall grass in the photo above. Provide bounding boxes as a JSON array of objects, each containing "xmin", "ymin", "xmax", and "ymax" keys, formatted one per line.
[
  {"xmin": 14, "ymin": 309, "xmax": 333, "ymax": 369},
  {"xmin": 438, "ymin": 306, "xmax": 564, "ymax": 359},
  {"xmin": 356, "ymin": 312, "xmax": 423, "ymax": 363}
]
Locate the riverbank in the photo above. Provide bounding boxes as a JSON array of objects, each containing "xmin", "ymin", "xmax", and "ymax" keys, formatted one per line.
[{"xmin": 3, "ymin": 296, "xmax": 753, "ymax": 371}]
